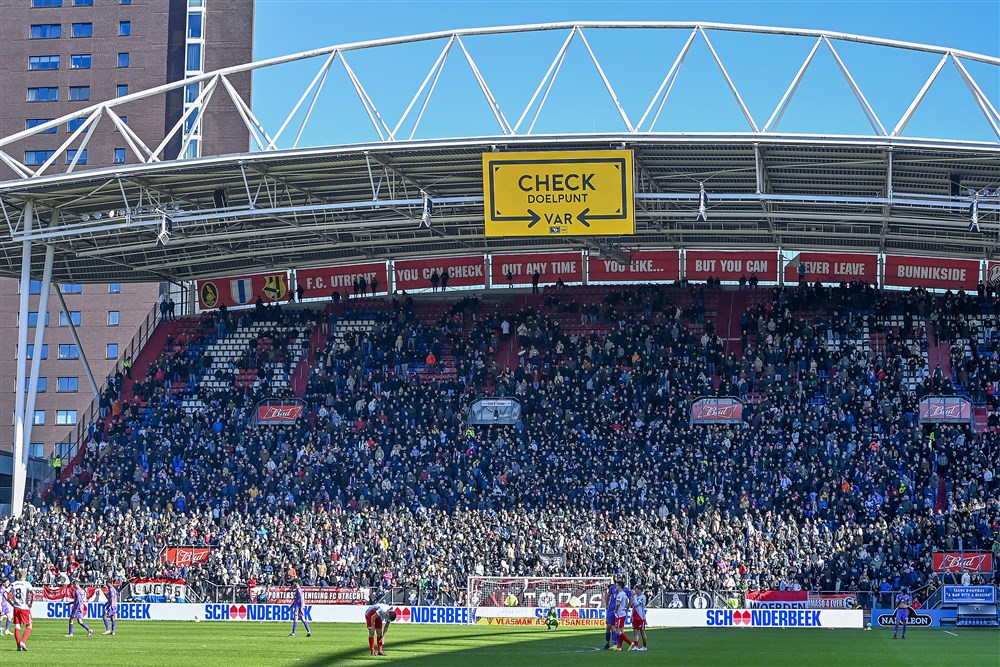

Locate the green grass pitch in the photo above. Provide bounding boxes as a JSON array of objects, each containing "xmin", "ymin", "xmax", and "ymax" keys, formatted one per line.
[{"xmin": 5, "ymin": 621, "xmax": 997, "ymax": 666}]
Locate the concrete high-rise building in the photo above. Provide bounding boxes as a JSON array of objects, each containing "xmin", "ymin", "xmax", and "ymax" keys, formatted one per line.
[{"xmin": 0, "ymin": 0, "xmax": 253, "ymax": 500}]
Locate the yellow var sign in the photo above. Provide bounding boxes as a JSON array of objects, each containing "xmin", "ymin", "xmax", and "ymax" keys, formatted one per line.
[{"xmin": 483, "ymin": 150, "xmax": 634, "ymax": 237}]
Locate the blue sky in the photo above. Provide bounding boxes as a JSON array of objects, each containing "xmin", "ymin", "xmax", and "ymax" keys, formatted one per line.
[{"xmin": 249, "ymin": 1, "xmax": 1000, "ymax": 146}]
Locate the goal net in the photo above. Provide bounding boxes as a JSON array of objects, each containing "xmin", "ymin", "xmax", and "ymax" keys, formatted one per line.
[{"xmin": 467, "ymin": 576, "xmax": 612, "ymax": 614}]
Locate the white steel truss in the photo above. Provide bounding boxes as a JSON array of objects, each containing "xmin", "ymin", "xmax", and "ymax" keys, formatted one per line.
[{"xmin": 1, "ymin": 21, "xmax": 998, "ymax": 180}]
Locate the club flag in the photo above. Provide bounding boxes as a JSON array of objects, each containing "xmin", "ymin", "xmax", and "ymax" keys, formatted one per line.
[
  {"xmin": 263, "ymin": 274, "xmax": 287, "ymax": 301},
  {"xmin": 696, "ymin": 187, "xmax": 708, "ymax": 222},
  {"xmin": 230, "ymin": 278, "xmax": 253, "ymax": 304},
  {"xmin": 968, "ymin": 200, "xmax": 980, "ymax": 233}
]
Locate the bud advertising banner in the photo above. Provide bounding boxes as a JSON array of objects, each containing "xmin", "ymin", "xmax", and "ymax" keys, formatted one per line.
[
  {"xmin": 394, "ymin": 256, "xmax": 486, "ymax": 291},
  {"xmin": 297, "ymin": 263, "xmax": 389, "ymax": 297},
  {"xmin": 161, "ymin": 547, "xmax": 213, "ymax": 568},
  {"xmin": 490, "ymin": 252, "xmax": 584, "ymax": 286},
  {"xmin": 197, "ymin": 272, "xmax": 290, "ymax": 310},
  {"xmin": 884, "ymin": 255, "xmax": 979, "ymax": 290},
  {"xmin": 933, "ymin": 552, "xmax": 994, "ymax": 573},
  {"xmin": 587, "ymin": 250, "xmax": 680, "ymax": 283},
  {"xmin": 783, "ymin": 252, "xmax": 877, "ymax": 284},
  {"xmin": 918, "ymin": 396, "xmax": 973, "ymax": 425},
  {"xmin": 685, "ymin": 251, "xmax": 779, "ymax": 282},
  {"xmin": 690, "ymin": 397, "xmax": 744, "ymax": 425},
  {"xmin": 255, "ymin": 404, "xmax": 303, "ymax": 424}
]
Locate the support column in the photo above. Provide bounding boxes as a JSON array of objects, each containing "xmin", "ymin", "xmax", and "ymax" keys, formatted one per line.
[
  {"xmin": 55, "ymin": 287, "xmax": 101, "ymax": 400},
  {"xmin": 11, "ymin": 200, "xmax": 34, "ymax": 517},
  {"xmin": 23, "ymin": 240, "xmax": 56, "ymax": 476}
]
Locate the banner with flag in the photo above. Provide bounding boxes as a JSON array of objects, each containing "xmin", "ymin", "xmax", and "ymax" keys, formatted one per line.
[
  {"xmin": 197, "ymin": 271, "xmax": 292, "ymax": 310},
  {"xmin": 129, "ymin": 577, "xmax": 188, "ymax": 603}
]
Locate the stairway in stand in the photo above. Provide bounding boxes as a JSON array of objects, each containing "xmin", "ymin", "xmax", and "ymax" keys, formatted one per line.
[{"xmin": 925, "ymin": 318, "xmax": 953, "ymax": 380}]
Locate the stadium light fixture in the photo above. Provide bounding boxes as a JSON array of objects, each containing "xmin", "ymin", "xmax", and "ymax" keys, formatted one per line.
[
  {"xmin": 420, "ymin": 192, "xmax": 433, "ymax": 228},
  {"xmin": 696, "ymin": 183, "xmax": 709, "ymax": 222}
]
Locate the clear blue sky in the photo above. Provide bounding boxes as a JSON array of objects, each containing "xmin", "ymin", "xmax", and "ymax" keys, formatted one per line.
[{"xmin": 249, "ymin": 1, "xmax": 1000, "ymax": 146}]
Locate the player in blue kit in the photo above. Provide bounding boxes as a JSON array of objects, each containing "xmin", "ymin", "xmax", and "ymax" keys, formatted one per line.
[
  {"xmin": 102, "ymin": 579, "xmax": 119, "ymax": 636},
  {"xmin": 893, "ymin": 588, "xmax": 912, "ymax": 639},
  {"xmin": 66, "ymin": 580, "xmax": 93, "ymax": 638},
  {"xmin": 603, "ymin": 578, "xmax": 631, "ymax": 650},
  {"xmin": 0, "ymin": 578, "xmax": 12, "ymax": 636},
  {"xmin": 288, "ymin": 579, "xmax": 312, "ymax": 638}
]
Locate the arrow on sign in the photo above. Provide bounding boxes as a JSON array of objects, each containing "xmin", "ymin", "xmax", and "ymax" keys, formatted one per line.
[{"xmin": 526, "ymin": 209, "xmax": 541, "ymax": 228}]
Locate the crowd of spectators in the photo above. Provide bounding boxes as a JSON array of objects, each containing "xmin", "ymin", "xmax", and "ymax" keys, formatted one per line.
[{"xmin": 0, "ymin": 282, "xmax": 997, "ymax": 606}]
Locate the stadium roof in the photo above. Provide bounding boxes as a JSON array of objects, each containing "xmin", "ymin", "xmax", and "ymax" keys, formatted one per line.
[{"xmin": 2, "ymin": 22, "xmax": 999, "ymax": 284}]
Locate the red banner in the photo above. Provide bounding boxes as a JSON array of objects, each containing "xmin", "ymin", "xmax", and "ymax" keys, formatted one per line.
[
  {"xmin": 784, "ymin": 252, "xmax": 877, "ymax": 284},
  {"xmin": 685, "ymin": 251, "xmax": 778, "ymax": 282},
  {"xmin": 490, "ymin": 252, "xmax": 583, "ymax": 286},
  {"xmin": 256, "ymin": 404, "xmax": 303, "ymax": 424},
  {"xmin": 296, "ymin": 262, "xmax": 389, "ymax": 297},
  {"xmin": 161, "ymin": 547, "xmax": 213, "ymax": 568},
  {"xmin": 933, "ymin": 552, "xmax": 994, "ymax": 573},
  {"xmin": 918, "ymin": 396, "xmax": 973, "ymax": 424},
  {"xmin": 394, "ymin": 256, "xmax": 486, "ymax": 291},
  {"xmin": 586, "ymin": 250, "xmax": 680, "ymax": 283},
  {"xmin": 197, "ymin": 272, "xmax": 290, "ymax": 310},
  {"xmin": 884, "ymin": 255, "xmax": 979, "ymax": 290},
  {"xmin": 263, "ymin": 586, "xmax": 370, "ymax": 605},
  {"xmin": 987, "ymin": 261, "xmax": 1000, "ymax": 287},
  {"xmin": 38, "ymin": 585, "xmax": 99, "ymax": 602},
  {"xmin": 808, "ymin": 593, "xmax": 858, "ymax": 609},
  {"xmin": 745, "ymin": 590, "xmax": 808, "ymax": 608},
  {"xmin": 690, "ymin": 397, "xmax": 744, "ymax": 424}
]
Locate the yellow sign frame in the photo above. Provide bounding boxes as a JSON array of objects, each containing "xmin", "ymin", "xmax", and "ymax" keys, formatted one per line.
[{"xmin": 483, "ymin": 150, "xmax": 634, "ymax": 237}]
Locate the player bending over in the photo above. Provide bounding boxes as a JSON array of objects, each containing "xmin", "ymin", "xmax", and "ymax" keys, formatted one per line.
[
  {"xmin": 545, "ymin": 607, "xmax": 559, "ymax": 630},
  {"xmin": 288, "ymin": 579, "xmax": 312, "ymax": 637},
  {"xmin": 631, "ymin": 585, "xmax": 648, "ymax": 651},
  {"xmin": 8, "ymin": 569, "xmax": 33, "ymax": 651},
  {"xmin": 611, "ymin": 584, "xmax": 636, "ymax": 651},
  {"xmin": 0, "ymin": 578, "xmax": 12, "ymax": 636},
  {"xmin": 365, "ymin": 603, "xmax": 397, "ymax": 656},
  {"xmin": 67, "ymin": 579, "xmax": 93, "ymax": 637},
  {"xmin": 603, "ymin": 578, "xmax": 631, "ymax": 650},
  {"xmin": 893, "ymin": 588, "xmax": 912, "ymax": 640},
  {"xmin": 102, "ymin": 579, "xmax": 120, "ymax": 636}
]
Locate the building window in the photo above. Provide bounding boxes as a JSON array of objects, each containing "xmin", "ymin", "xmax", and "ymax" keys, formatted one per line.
[
  {"xmin": 69, "ymin": 86, "xmax": 90, "ymax": 101},
  {"xmin": 70, "ymin": 54, "xmax": 91, "ymax": 69},
  {"xmin": 58, "ymin": 377, "xmax": 79, "ymax": 392},
  {"xmin": 121, "ymin": 0, "xmax": 132, "ymax": 4},
  {"xmin": 30, "ymin": 24, "xmax": 62, "ymax": 39},
  {"xmin": 107, "ymin": 343, "xmax": 119, "ymax": 359},
  {"xmin": 188, "ymin": 12, "xmax": 203, "ymax": 39},
  {"xmin": 119, "ymin": 21, "xmax": 131, "ymax": 36},
  {"xmin": 186, "ymin": 43, "xmax": 203, "ymax": 72},
  {"xmin": 26, "ymin": 344, "xmax": 49, "ymax": 360},
  {"xmin": 27, "ymin": 280, "xmax": 43, "ymax": 294},
  {"xmin": 56, "ymin": 410, "xmax": 78, "ymax": 425},
  {"xmin": 23, "ymin": 377, "xmax": 47, "ymax": 393},
  {"xmin": 71, "ymin": 23, "xmax": 92, "ymax": 38},
  {"xmin": 59, "ymin": 311, "xmax": 82, "ymax": 326},
  {"xmin": 25, "ymin": 150, "xmax": 55, "ymax": 165},
  {"xmin": 73, "ymin": 0, "xmax": 95, "ymax": 5},
  {"xmin": 29, "ymin": 444, "xmax": 45, "ymax": 459},
  {"xmin": 33, "ymin": 411, "xmax": 46, "ymax": 426},
  {"xmin": 27, "ymin": 87, "xmax": 59, "ymax": 102},
  {"xmin": 58, "ymin": 344, "xmax": 79, "ymax": 359},
  {"xmin": 108, "ymin": 310, "xmax": 120, "ymax": 325},
  {"xmin": 114, "ymin": 148, "xmax": 126, "ymax": 163},
  {"xmin": 108, "ymin": 283, "xmax": 121, "ymax": 293},
  {"xmin": 32, "ymin": 0, "xmax": 63, "ymax": 7},
  {"xmin": 116, "ymin": 84, "xmax": 129, "ymax": 97},
  {"xmin": 26, "ymin": 119, "xmax": 56, "ymax": 133},
  {"xmin": 61, "ymin": 284, "xmax": 82, "ymax": 294},
  {"xmin": 68, "ymin": 118, "xmax": 86, "ymax": 132},
  {"xmin": 118, "ymin": 52, "xmax": 129, "ymax": 67},
  {"xmin": 26, "ymin": 311, "xmax": 50, "ymax": 327},
  {"xmin": 66, "ymin": 149, "xmax": 88, "ymax": 165},
  {"xmin": 28, "ymin": 55, "xmax": 60, "ymax": 70}
]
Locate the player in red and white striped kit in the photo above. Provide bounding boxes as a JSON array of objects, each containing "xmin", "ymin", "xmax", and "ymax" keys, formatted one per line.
[
  {"xmin": 364, "ymin": 604, "xmax": 397, "ymax": 656},
  {"xmin": 6, "ymin": 569, "xmax": 33, "ymax": 652},
  {"xmin": 631, "ymin": 585, "xmax": 649, "ymax": 651}
]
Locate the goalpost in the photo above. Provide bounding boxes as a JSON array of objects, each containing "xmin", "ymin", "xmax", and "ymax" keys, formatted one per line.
[{"xmin": 467, "ymin": 576, "xmax": 612, "ymax": 624}]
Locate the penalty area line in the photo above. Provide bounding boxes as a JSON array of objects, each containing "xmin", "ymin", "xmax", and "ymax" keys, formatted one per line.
[{"xmin": 943, "ymin": 630, "xmax": 958, "ymax": 637}]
